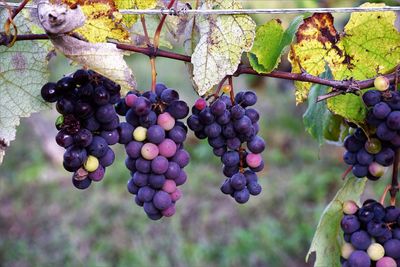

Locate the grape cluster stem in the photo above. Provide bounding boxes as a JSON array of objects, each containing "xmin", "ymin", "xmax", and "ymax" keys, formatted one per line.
[{"xmin": 390, "ymin": 149, "xmax": 400, "ymax": 202}]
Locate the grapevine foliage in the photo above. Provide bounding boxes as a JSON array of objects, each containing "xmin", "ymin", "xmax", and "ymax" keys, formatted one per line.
[{"xmin": 0, "ymin": 1, "xmax": 400, "ymax": 266}]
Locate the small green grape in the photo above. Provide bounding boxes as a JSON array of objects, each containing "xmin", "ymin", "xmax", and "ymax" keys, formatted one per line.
[
  {"xmin": 367, "ymin": 243, "xmax": 385, "ymax": 261},
  {"xmin": 341, "ymin": 243, "xmax": 355, "ymax": 259},
  {"xmin": 84, "ymin": 155, "xmax": 99, "ymax": 172},
  {"xmin": 374, "ymin": 76, "xmax": 390, "ymax": 91},
  {"xmin": 365, "ymin": 138, "xmax": 382, "ymax": 154},
  {"xmin": 133, "ymin": 126, "xmax": 147, "ymax": 141},
  {"xmin": 343, "ymin": 200, "xmax": 359, "ymax": 215}
]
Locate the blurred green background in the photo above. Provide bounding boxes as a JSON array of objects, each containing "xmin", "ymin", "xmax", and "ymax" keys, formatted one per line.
[{"xmin": 0, "ymin": 0, "xmax": 399, "ymax": 267}]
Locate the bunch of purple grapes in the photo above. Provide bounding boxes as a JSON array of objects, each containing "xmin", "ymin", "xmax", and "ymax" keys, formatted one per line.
[
  {"xmin": 41, "ymin": 69, "xmax": 120, "ymax": 189},
  {"xmin": 343, "ymin": 89, "xmax": 400, "ymax": 180},
  {"xmin": 340, "ymin": 199, "xmax": 400, "ymax": 267},
  {"xmin": 116, "ymin": 84, "xmax": 190, "ymax": 220},
  {"xmin": 187, "ymin": 91, "xmax": 265, "ymax": 204}
]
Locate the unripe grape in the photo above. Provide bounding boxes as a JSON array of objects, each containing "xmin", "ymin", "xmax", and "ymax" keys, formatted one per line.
[
  {"xmin": 341, "ymin": 243, "xmax": 355, "ymax": 259},
  {"xmin": 376, "ymin": 257, "xmax": 397, "ymax": 267},
  {"xmin": 125, "ymin": 94, "xmax": 138, "ymax": 107},
  {"xmin": 343, "ymin": 200, "xmax": 359, "ymax": 215},
  {"xmin": 157, "ymin": 112, "xmax": 175, "ymax": 131},
  {"xmin": 162, "ymin": 179, "xmax": 177, "ymax": 193},
  {"xmin": 133, "ymin": 126, "xmax": 147, "ymax": 141},
  {"xmin": 84, "ymin": 155, "xmax": 99, "ymax": 172},
  {"xmin": 194, "ymin": 98, "xmax": 207, "ymax": 111},
  {"xmin": 367, "ymin": 243, "xmax": 385, "ymax": 261},
  {"xmin": 364, "ymin": 138, "xmax": 382, "ymax": 154},
  {"xmin": 222, "ymin": 84, "xmax": 231, "ymax": 93},
  {"xmin": 368, "ymin": 162, "xmax": 386, "ymax": 177},
  {"xmin": 246, "ymin": 153, "xmax": 262, "ymax": 168},
  {"xmin": 141, "ymin": 143, "xmax": 159, "ymax": 160},
  {"xmin": 161, "ymin": 204, "xmax": 176, "ymax": 217},
  {"xmin": 170, "ymin": 188, "xmax": 182, "ymax": 201},
  {"xmin": 374, "ymin": 76, "xmax": 390, "ymax": 91}
]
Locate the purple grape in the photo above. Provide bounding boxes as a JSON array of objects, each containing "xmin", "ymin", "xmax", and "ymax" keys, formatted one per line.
[
  {"xmin": 118, "ymin": 122, "xmax": 134, "ymax": 144},
  {"xmin": 153, "ymin": 191, "xmax": 172, "ymax": 210},
  {"xmin": 160, "ymin": 89, "xmax": 179, "ymax": 104},
  {"xmin": 234, "ymin": 188, "xmax": 250, "ymax": 204},
  {"xmin": 100, "ymin": 129, "xmax": 119, "ymax": 145},
  {"xmin": 99, "ymin": 148, "xmax": 115, "ymax": 167},
  {"xmin": 165, "ymin": 162, "xmax": 181, "ymax": 180},
  {"xmin": 72, "ymin": 177, "xmax": 92, "ymax": 190},
  {"xmin": 230, "ymin": 173, "xmax": 246, "ymax": 190},
  {"xmin": 347, "ymin": 251, "xmax": 370, "ymax": 267},
  {"xmin": 93, "ymin": 86, "xmax": 110, "ymax": 105},
  {"xmin": 172, "ymin": 149, "xmax": 190, "ymax": 168},
  {"xmin": 168, "ymin": 126, "xmax": 187, "ymax": 144},
  {"xmin": 148, "ymin": 174, "xmax": 166, "ymax": 189},
  {"xmin": 210, "ymin": 99, "xmax": 226, "ymax": 116},
  {"xmin": 95, "ymin": 104, "xmax": 115, "ymax": 123},
  {"xmin": 362, "ymin": 90, "xmax": 381, "ymax": 107},
  {"xmin": 132, "ymin": 172, "xmax": 149, "ymax": 187},
  {"xmin": 221, "ymin": 151, "xmax": 240, "ymax": 167},
  {"xmin": 204, "ymin": 123, "xmax": 222, "ymax": 138},
  {"xmin": 221, "ymin": 178, "xmax": 234, "ymax": 194},
  {"xmin": 137, "ymin": 186, "xmax": 156, "ymax": 202},
  {"xmin": 146, "ymin": 125, "xmax": 165, "ymax": 144},
  {"xmin": 88, "ymin": 136, "xmax": 108, "ymax": 157},
  {"xmin": 135, "ymin": 157, "xmax": 151, "ymax": 173},
  {"xmin": 167, "ymin": 100, "xmax": 189, "ymax": 119},
  {"xmin": 41, "ymin": 82, "xmax": 60, "ymax": 102},
  {"xmin": 88, "ymin": 165, "xmax": 105, "ymax": 181},
  {"xmin": 373, "ymin": 102, "xmax": 391, "ymax": 119}
]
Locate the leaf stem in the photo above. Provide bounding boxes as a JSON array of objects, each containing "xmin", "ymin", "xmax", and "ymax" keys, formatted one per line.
[
  {"xmin": 140, "ymin": 15, "xmax": 151, "ymax": 47},
  {"xmin": 153, "ymin": 0, "xmax": 176, "ymax": 50},
  {"xmin": 150, "ymin": 57, "xmax": 157, "ymax": 92},
  {"xmin": 379, "ymin": 184, "xmax": 391, "ymax": 205},
  {"xmin": 389, "ymin": 148, "xmax": 399, "ymax": 203},
  {"xmin": 228, "ymin": 76, "xmax": 235, "ymax": 105}
]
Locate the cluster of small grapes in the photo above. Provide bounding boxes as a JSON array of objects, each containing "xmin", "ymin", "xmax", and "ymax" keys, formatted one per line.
[
  {"xmin": 343, "ymin": 127, "xmax": 394, "ymax": 180},
  {"xmin": 342, "ymin": 79, "xmax": 399, "ymax": 180},
  {"xmin": 340, "ymin": 199, "xmax": 400, "ymax": 267},
  {"xmin": 116, "ymin": 84, "xmax": 190, "ymax": 220},
  {"xmin": 41, "ymin": 69, "xmax": 120, "ymax": 189},
  {"xmin": 187, "ymin": 91, "xmax": 265, "ymax": 203}
]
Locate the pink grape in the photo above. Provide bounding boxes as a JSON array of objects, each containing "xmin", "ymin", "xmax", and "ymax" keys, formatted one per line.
[
  {"xmin": 157, "ymin": 112, "xmax": 175, "ymax": 131},
  {"xmin": 141, "ymin": 143, "xmax": 159, "ymax": 160},
  {"xmin": 170, "ymin": 188, "xmax": 182, "ymax": 201},
  {"xmin": 162, "ymin": 179, "xmax": 177, "ymax": 193},
  {"xmin": 161, "ymin": 204, "xmax": 176, "ymax": 217},
  {"xmin": 376, "ymin": 257, "xmax": 397, "ymax": 267},
  {"xmin": 125, "ymin": 94, "xmax": 138, "ymax": 107},
  {"xmin": 343, "ymin": 200, "xmax": 359, "ymax": 215},
  {"xmin": 158, "ymin": 138, "xmax": 177, "ymax": 158},
  {"xmin": 246, "ymin": 153, "xmax": 262, "ymax": 168},
  {"xmin": 195, "ymin": 98, "xmax": 207, "ymax": 111}
]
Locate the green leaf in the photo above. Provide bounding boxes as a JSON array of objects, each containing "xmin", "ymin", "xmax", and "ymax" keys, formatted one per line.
[
  {"xmin": 0, "ymin": 10, "xmax": 51, "ymax": 163},
  {"xmin": 249, "ymin": 16, "xmax": 303, "ymax": 73},
  {"xmin": 306, "ymin": 177, "xmax": 367, "ymax": 266},
  {"xmin": 289, "ymin": 3, "xmax": 400, "ymax": 123},
  {"xmin": 303, "ymin": 66, "xmax": 332, "ymax": 145}
]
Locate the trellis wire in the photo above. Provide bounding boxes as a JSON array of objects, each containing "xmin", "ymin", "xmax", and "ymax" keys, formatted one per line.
[{"xmin": 0, "ymin": 2, "xmax": 399, "ymax": 15}]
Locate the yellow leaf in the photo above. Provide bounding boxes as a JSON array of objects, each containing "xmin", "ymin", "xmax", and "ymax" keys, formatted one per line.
[{"xmin": 115, "ymin": 0, "xmax": 158, "ymax": 28}]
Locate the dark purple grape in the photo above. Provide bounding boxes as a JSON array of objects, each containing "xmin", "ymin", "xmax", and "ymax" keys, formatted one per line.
[
  {"xmin": 222, "ymin": 123, "xmax": 236, "ymax": 139},
  {"xmin": 347, "ymin": 251, "xmax": 370, "ymax": 267},
  {"xmin": 153, "ymin": 191, "xmax": 172, "ymax": 210},
  {"xmin": 241, "ymin": 91, "xmax": 257, "ymax": 107},
  {"xmin": 375, "ymin": 147, "xmax": 395, "ymax": 166},
  {"xmin": 367, "ymin": 220, "xmax": 388, "ymax": 237},
  {"xmin": 199, "ymin": 107, "xmax": 215, "ymax": 125},
  {"xmin": 341, "ymin": 215, "xmax": 360, "ymax": 234},
  {"xmin": 171, "ymin": 149, "xmax": 190, "ymax": 168},
  {"xmin": 137, "ymin": 186, "xmax": 155, "ymax": 202},
  {"xmin": 73, "ymin": 69, "xmax": 90, "ymax": 85},
  {"xmin": 356, "ymin": 149, "xmax": 373, "ymax": 165},
  {"xmin": 115, "ymin": 98, "xmax": 129, "ymax": 116},
  {"xmin": 210, "ymin": 99, "xmax": 226, "ymax": 116},
  {"xmin": 135, "ymin": 158, "xmax": 151, "ymax": 173},
  {"xmin": 175, "ymin": 170, "xmax": 187, "ymax": 186},
  {"xmin": 344, "ymin": 135, "xmax": 363, "ymax": 153},
  {"xmin": 100, "ymin": 129, "xmax": 119, "ymax": 145},
  {"xmin": 352, "ymin": 164, "xmax": 368, "ymax": 178},
  {"xmin": 74, "ymin": 101, "xmax": 93, "ymax": 119},
  {"xmin": 165, "ymin": 162, "xmax": 181, "ymax": 180},
  {"xmin": 245, "ymin": 108, "xmax": 259, "ymax": 123},
  {"xmin": 350, "ymin": 230, "xmax": 371, "ymax": 250},
  {"xmin": 88, "ymin": 136, "xmax": 108, "ymax": 157},
  {"xmin": 187, "ymin": 115, "xmax": 203, "ymax": 132},
  {"xmin": 134, "ymin": 97, "xmax": 151, "ymax": 116},
  {"xmin": 221, "ymin": 151, "xmax": 240, "ymax": 167},
  {"xmin": 213, "ymin": 147, "xmax": 226, "ymax": 157},
  {"xmin": 151, "ymin": 156, "xmax": 169, "ymax": 174},
  {"xmin": 95, "ymin": 104, "xmax": 115, "ymax": 123},
  {"xmin": 230, "ymin": 105, "xmax": 245, "ymax": 119},
  {"xmin": 247, "ymin": 181, "xmax": 262, "ymax": 195},
  {"xmin": 234, "ymin": 116, "xmax": 252, "ymax": 133},
  {"xmin": 384, "ymin": 206, "xmax": 400, "ymax": 223},
  {"xmin": 216, "ymin": 110, "xmax": 231, "ymax": 125},
  {"xmin": 118, "ymin": 122, "xmax": 134, "ymax": 144},
  {"xmin": 132, "ymin": 172, "xmax": 149, "ymax": 187},
  {"xmin": 160, "ymin": 89, "xmax": 179, "ymax": 104},
  {"xmin": 220, "ymin": 179, "xmax": 234, "ymax": 194},
  {"xmin": 144, "ymin": 201, "xmax": 159, "ymax": 215},
  {"xmin": 63, "ymin": 146, "xmax": 87, "ymax": 170},
  {"xmin": 56, "ymin": 98, "xmax": 74, "ymax": 114},
  {"xmin": 386, "ymin": 111, "xmax": 400, "ymax": 130},
  {"xmin": 146, "ymin": 125, "xmax": 165, "ymax": 144},
  {"xmin": 139, "ymin": 111, "xmax": 157, "ymax": 128},
  {"xmin": 373, "ymin": 102, "xmax": 391, "ymax": 119},
  {"xmin": 56, "ymin": 77, "xmax": 75, "ymax": 92},
  {"xmin": 234, "ymin": 188, "xmax": 250, "ymax": 204},
  {"xmin": 72, "ymin": 177, "xmax": 92, "ymax": 190},
  {"xmin": 125, "ymin": 158, "xmax": 136, "ymax": 172},
  {"xmin": 204, "ymin": 123, "xmax": 222, "ymax": 138},
  {"xmin": 362, "ymin": 90, "xmax": 381, "ymax": 107},
  {"xmin": 208, "ymin": 136, "xmax": 226, "ymax": 149},
  {"xmin": 155, "ymin": 83, "xmax": 167, "ymax": 97},
  {"xmin": 223, "ymin": 165, "xmax": 239, "ymax": 177},
  {"xmin": 125, "ymin": 141, "xmax": 143, "ymax": 159},
  {"xmin": 376, "ymin": 122, "xmax": 396, "ymax": 141},
  {"xmin": 88, "ymin": 165, "xmax": 105, "ymax": 181},
  {"xmin": 230, "ymin": 173, "xmax": 246, "ymax": 190},
  {"xmin": 99, "ymin": 148, "xmax": 115, "ymax": 167},
  {"xmin": 167, "ymin": 100, "xmax": 189, "ymax": 119},
  {"xmin": 384, "ymin": 239, "xmax": 400, "ymax": 259},
  {"xmin": 83, "ymin": 116, "xmax": 100, "ymax": 131},
  {"xmin": 227, "ymin": 137, "xmax": 241, "ymax": 150},
  {"xmin": 56, "ymin": 130, "xmax": 74, "ymax": 148},
  {"xmin": 168, "ymin": 126, "xmax": 187, "ymax": 144},
  {"xmin": 94, "ymin": 86, "xmax": 110, "ymax": 105},
  {"xmin": 41, "ymin": 82, "xmax": 60, "ymax": 102},
  {"xmin": 74, "ymin": 128, "xmax": 93, "ymax": 147},
  {"xmin": 148, "ymin": 174, "xmax": 166, "ymax": 189}
]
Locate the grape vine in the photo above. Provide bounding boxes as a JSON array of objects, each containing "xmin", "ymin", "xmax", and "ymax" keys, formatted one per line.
[{"xmin": 1, "ymin": 0, "xmax": 400, "ymax": 266}]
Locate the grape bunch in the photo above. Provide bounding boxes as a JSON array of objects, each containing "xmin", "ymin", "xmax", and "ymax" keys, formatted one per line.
[
  {"xmin": 116, "ymin": 84, "xmax": 190, "ymax": 220},
  {"xmin": 41, "ymin": 69, "xmax": 121, "ymax": 189},
  {"xmin": 340, "ymin": 199, "xmax": 400, "ymax": 267},
  {"xmin": 187, "ymin": 91, "xmax": 265, "ymax": 204},
  {"xmin": 342, "ymin": 85, "xmax": 400, "ymax": 180}
]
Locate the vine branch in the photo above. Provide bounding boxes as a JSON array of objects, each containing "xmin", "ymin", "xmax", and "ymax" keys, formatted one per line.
[
  {"xmin": 1, "ymin": 33, "xmax": 399, "ymax": 94},
  {"xmin": 390, "ymin": 149, "xmax": 399, "ymax": 203}
]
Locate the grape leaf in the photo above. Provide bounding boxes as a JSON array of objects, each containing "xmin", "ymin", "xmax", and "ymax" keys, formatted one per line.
[
  {"xmin": 191, "ymin": 0, "xmax": 256, "ymax": 96},
  {"xmin": 38, "ymin": 1, "xmax": 136, "ymax": 93},
  {"xmin": 50, "ymin": 0, "xmax": 130, "ymax": 43},
  {"xmin": 249, "ymin": 16, "xmax": 303, "ymax": 73},
  {"xmin": 289, "ymin": 3, "xmax": 400, "ymax": 123},
  {"xmin": 303, "ymin": 66, "xmax": 333, "ymax": 145},
  {"xmin": 0, "ymin": 10, "xmax": 51, "ymax": 164},
  {"xmin": 306, "ymin": 177, "xmax": 367, "ymax": 266},
  {"xmin": 115, "ymin": 0, "xmax": 158, "ymax": 28}
]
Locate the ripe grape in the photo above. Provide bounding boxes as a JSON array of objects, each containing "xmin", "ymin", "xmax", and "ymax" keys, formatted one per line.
[
  {"xmin": 187, "ymin": 90, "xmax": 265, "ymax": 204},
  {"xmin": 122, "ymin": 85, "xmax": 190, "ymax": 220},
  {"xmin": 41, "ymin": 69, "xmax": 121, "ymax": 189}
]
